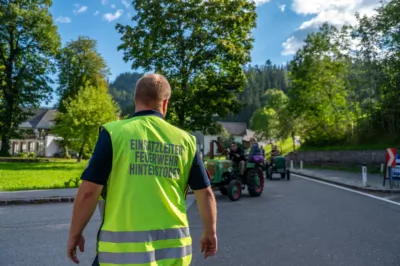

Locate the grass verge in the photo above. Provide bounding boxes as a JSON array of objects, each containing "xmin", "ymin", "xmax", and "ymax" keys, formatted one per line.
[{"xmin": 0, "ymin": 159, "xmax": 87, "ymax": 191}]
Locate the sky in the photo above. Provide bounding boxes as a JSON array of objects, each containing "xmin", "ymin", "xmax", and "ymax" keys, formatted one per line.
[{"xmin": 46, "ymin": 0, "xmax": 382, "ymax": 106}]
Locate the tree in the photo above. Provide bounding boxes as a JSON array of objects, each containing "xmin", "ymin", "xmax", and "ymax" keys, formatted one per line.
[
  {"xmin": 57, "ymin": 36, "xmax": 109, "ymax": 112},
  {"xmin": 250, "ymin": 107, "xmax": 279, "ymax": 141},
  {"xmin": 53, "ymin": 84, "xmax": 120, "ymax": 162},
  {"xmin": 218, "ymin": 127, "xmax": 235, "ymax": 149},
  {"xmin": 0, "ymin": 0, "xmax": 61, "ymax": 156},
  {"xmin": 288, "ymin": 23, "xmax": 354, "ymax": 145},
  {"xmin": 116, "ymin": 0, "xmax": 257, "ymax": 133}
]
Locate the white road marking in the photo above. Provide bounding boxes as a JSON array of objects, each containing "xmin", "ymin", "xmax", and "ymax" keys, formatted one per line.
[
  {"xmin": 383, "ymin": 195, "xmax": 399, "ymax": 200},
  {"xmin": 293, "ymin": 174, "xmax": 400, "ymax": 207}
]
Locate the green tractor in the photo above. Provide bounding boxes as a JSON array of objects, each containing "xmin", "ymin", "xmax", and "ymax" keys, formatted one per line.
[
  {"xmin": 265, "ymin": 155, "xmax": 290, "ymax": 181},
  {"xmin": 204, "ymin": 140, "xmax": 264, "ymax": 201}
]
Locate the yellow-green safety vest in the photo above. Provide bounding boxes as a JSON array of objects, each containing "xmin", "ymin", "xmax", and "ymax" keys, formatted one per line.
[{"xmin": 97, "ymin": 115, "xmax": 196, "ymax": 266}]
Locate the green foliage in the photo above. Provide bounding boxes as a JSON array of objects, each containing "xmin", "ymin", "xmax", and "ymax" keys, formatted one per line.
[
  {"xmin": 281, "ymin": 0, "xmax": 400, "ymax": 148},
  {"xmin": 57, "ymin": 36, "xmax": 109, "ymax": 111},
  {"xmin": 218, "ymin": 128, "xmax": 235, "ymax": 148},
  {"xmin": 116, "ymin": 0, "xmax": 257, "ymax": 133},
  {"xmin": 16, "ymin": 152, "xmax": 37, "ymax": 158},
  {"xmin": 288, "ymin": 23, "xmax": 357, "ymax": 146},
  {"xmin": 0, "ymin": 0, "xmax": 61, "ymax": 156},
  {"xmin": 249, "ymin": 88, "xmax": 298, "ymax": 142},
  {"xmin": 250, "ymin": 107, "xmax": 279, "ymax": 141},
  {"xmin": 53, "ymin": 84, "xmax": 120, "ymax": 161}
]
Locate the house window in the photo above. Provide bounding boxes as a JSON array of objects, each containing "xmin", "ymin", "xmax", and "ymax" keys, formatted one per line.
[{"xmin": 29, "ymin": 142, "xmax": 34, "ymax": 152}]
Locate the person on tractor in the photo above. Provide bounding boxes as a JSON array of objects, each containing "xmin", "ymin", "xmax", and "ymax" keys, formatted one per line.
[
  {"xmin": 229, "ymin": 142, "xmax": 246, "ymax": 177},
  {"xmin": 270, "ymin": 145, "xmax": 281, "ymax": 165},
  {"xmin": 248, "ymin": 138, "xmax": 265, "ymax": 164}
]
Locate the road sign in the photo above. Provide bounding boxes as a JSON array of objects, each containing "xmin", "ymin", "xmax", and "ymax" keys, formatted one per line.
[{"xmin": 386, "ymin": 148, "xmax": 396, "ymax": 167}]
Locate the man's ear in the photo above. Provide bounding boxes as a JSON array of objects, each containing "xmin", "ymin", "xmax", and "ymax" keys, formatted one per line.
[{"xmin": 162, "ymin": 98, "xmax": 169, "ymax": 117}]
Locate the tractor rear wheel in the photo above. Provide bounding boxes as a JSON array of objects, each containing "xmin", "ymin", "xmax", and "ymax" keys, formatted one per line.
[
  {"xmin": 246, "ymin": 168, "xmax": 264, "ymax": 197},
  {"xmin": 219, "ymin": 187, "xmax": 228, "ymax": 195},
  {"xmin": 227, "ymin": 180, "xmax": 242, "ymax": 201}
]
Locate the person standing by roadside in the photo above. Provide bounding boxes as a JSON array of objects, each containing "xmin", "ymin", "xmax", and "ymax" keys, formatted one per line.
[{"xmin": 66, "ymin": 73, "xmax": 218, "ymax": 266}]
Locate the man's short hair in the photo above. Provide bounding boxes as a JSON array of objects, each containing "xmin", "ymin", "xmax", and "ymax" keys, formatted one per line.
[{"xmin": 134, "ymin": 73, "xmax": 171, "ymax": 107}]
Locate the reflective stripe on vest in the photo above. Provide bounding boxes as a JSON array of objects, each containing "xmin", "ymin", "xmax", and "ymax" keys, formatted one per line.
[
  {"xmin": 99, "ymin": 227, "xmax": 190, "ymax": 243},
  {"xmin": 98, "ymin": 245, "xmax": 192, "ymax": 264}
]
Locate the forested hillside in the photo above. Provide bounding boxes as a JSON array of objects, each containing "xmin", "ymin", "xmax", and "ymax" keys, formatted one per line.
[{"xmin": 108, "ymin": 72, "xmax": 142, "ymax": 115}]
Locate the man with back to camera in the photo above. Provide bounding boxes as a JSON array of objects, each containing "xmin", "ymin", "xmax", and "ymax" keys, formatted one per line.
[{"xmin": 66, "ymin": 73, "xmax": 218, "ymax": 266}]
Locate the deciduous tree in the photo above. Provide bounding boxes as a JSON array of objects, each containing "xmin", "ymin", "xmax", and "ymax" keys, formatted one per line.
[
  {"xmin": 116, "ymin": 0, "xmax": 256, "ymax": 133},
  {"xmin": 0, "ymin": 0, "xmax": 60, "ymax": 156},
  {"xmin": 53, "ymin": 84, "xmax": 120, "ymax": 162},
  {"xmin": 57, "ymin": 36, "xmax": 109, "ymax": 112}
]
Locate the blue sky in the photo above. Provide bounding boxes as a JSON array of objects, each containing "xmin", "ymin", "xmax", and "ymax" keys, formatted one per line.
[{"xmin": 47, "ymin": 0, "xmax": 381, "ymax": 106}]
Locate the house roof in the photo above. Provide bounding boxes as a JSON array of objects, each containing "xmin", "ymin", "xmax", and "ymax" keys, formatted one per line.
[
  {"xmin": 217, "ymin": 121, "xmax": 247, "ymax": 136},
  {"xmin": 19, "ymin": 108, "xmax": 57, "ymax": 130}
]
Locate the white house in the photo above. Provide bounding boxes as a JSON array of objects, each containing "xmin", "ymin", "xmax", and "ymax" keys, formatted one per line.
[{"xmin": 0, "ymin": 108, "xmax": 62, "ymax": 157}]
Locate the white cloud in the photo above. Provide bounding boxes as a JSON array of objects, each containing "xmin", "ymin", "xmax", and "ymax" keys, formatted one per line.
[
  {"xmin": 253, "ymin": 0, "xmax": 271, "ymax": 6},
  {"xmin": 278, "ymin": 4, "xmax": 286, "ymax": 12},
  {"xmin": 292, "ymin": 0, "xmax": 379, "ymax": 29},
  {"xmin": 101, "ymin": 0, "xmax": 107, "ymax": 5},
  {"xmin": 94, "ymin": 10, "xmax": 100, "ymax": 16},
  {"xmin": 122, "ymin": 0, "xmax": 130, "ymax": 8},
  {"xmin": 56, "ymin": 16, "xmax": 71, "ymax": 23},
  {"xmin": 111, "ymin": 4, "xmax": 116, "ymax": 8},
  {"xmin": 73, "ymin": 4, "xmax": 88, "ymax": 14},
  {"xmin": 281, "ymin": 0, "xmax": 381, "ymax": 56},
  {"xmin": 103, "ymin": 9, "xmax": 123, "ymax": 22},
  {"xmin": 281, "ymin": 36, "xmax": 305, "ymax": 56}
]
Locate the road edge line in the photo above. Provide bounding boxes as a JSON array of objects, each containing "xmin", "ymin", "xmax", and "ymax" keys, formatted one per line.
[
  {"xmin": 290, "ymin": 171, "xmax": 400, "ymax": 194},
  {"xmin": 293, "ymin": 174, "xmax": 400, "ymax": 207}
]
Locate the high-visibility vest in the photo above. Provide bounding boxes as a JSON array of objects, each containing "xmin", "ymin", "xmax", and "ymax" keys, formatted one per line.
[{"xmin": 97, "ymin": 115, "xmax": 196, "ymax": 266}]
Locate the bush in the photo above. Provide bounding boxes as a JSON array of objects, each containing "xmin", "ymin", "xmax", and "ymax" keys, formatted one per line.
[
  {"xmin": 27, "ymin": 152, "xmax": 37, "ymax": 158},
  {"xmin": 16, "ymin": 152, "xmax": 29, "ymax": 158}
]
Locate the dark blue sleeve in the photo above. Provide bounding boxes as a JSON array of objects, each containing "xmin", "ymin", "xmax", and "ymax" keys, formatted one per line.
[
  {"xmin": 80, "ymin": 129, "xmax": 113, "ymax": 185},
  {"xmin": 188, "ymin": 151, "xmax": 211, "ymax": 190}
]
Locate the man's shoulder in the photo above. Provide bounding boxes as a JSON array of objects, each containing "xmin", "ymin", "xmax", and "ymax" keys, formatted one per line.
[
  {"xmin": 102, "ymin": 119, "xmax": 125, "ymax": 130},
  {"xmin": 162, "ymin": 121, "xmax": 196, "ymax": 142}
]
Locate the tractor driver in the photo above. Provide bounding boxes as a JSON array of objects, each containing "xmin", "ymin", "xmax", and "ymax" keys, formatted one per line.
[
  {"xmin": 229, "ymin": 142, "xmax": 246, "ymax": 177},
  {"xmin": 270, "ymin": 145, "xmax": 281, "ymax": 164}
]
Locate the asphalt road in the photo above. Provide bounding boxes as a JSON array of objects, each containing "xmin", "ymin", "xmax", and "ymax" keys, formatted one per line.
[{"xmin": 1, "ymin": 177, "xmax": 400, "ymax": 266}]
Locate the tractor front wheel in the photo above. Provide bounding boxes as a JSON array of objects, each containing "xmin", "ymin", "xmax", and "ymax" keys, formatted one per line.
[
  {"xmin": 227, "ymin": 180, "xmax": 242, "ymax": 201},
  {"xmin": 286, "ymin": 169, "xmax": 291, "ymax": 180},
  {"xmin": 246, "ymin": 168, "xmax": 264, "ymax": 197}
]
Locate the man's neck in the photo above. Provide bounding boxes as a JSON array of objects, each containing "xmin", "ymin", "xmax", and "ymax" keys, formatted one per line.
[{"xmin": 135, "ymin": 107, "xmax": 162, "ymax": 113}]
